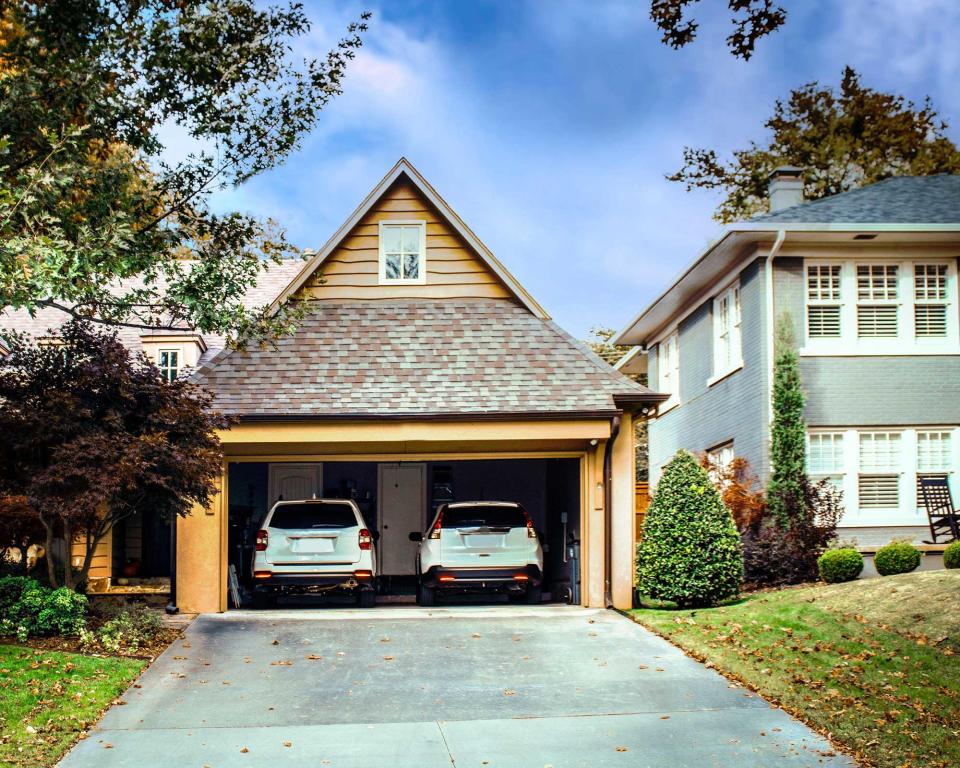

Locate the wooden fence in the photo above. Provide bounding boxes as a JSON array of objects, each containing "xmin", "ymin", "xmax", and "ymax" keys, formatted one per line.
[{"xmin": 635, "ymin": 481, "xmax": 650, "ymax": 539}]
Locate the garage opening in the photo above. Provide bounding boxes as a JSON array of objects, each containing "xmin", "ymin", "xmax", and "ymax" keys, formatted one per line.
[{"xmin": 226, "ymin": 458, "xmax": 581, "ymax": 607}]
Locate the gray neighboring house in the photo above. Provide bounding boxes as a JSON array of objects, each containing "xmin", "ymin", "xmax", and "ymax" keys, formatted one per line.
[{"xmin": 615, "ymin": 170, "xmax": 960, "ymax": 546}]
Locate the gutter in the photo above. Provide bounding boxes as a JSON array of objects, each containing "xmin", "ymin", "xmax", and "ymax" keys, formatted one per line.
[
  {"xmin": 602, "ymin": 414, "xmax": 621, "ymax": 608},
  {"xmin": 765, "ymin": 229, "xmax": 786, "ymax": 428}
]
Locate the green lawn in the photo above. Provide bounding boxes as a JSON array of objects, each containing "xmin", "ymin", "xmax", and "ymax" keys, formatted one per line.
[
  {"xmin": 629, "ymin": 571, "xmax": 960, "ymax": 768},
  {"xmin": 0, "ymin": 644, "xmax": 144, "ymax": 768}
]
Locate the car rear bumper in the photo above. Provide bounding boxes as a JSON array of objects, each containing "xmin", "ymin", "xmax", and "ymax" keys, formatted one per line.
[
  {"xmin": 252, "ymin": 571, "xmax": 374, "ymax": 591},
  {"xmin": 421, "ymin": 564, "xmax": 542, "ymax": 589}
]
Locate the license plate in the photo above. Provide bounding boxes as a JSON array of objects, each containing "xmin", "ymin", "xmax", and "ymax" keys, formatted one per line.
[{"xmin": 293, "ymin": 537, "xmax": 335, "ymax": 553}]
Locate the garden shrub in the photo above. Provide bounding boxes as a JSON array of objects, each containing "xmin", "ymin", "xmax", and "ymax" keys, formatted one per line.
[
  {"xmin": 636, "ymin": 451, "xmax": 743, "ymax": 608},
  {"xmin": 873, "ymin": 541, "xmax": 922, "ymax": 576},
  {"xmin": 945, "ymin": 541, "xmax": 960, "ymax": 569},
  {"xmin": 81, "ymin": 604, "xmax": 163, "ymax": 653},
  {"xmin": 817, "ymin": 548, "xmax": 863, "ymax": 583},
  {"xmin": 0, "ymin": 577, "xmax": 87, "ymax": 639}
]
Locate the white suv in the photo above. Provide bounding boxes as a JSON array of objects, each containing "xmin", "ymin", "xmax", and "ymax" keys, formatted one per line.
[
  {"xmin": 410, "ymin": 501, "xmax": 543, "ymax": 606},
  {"xmin": 252, "ymin": 499, "xmax": 377, "ymax": 608}
]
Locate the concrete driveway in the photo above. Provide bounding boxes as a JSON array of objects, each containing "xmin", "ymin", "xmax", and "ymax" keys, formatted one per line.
[{"xmin": 59, "ymin": 606, "xmax": 852, "ymax": 767}]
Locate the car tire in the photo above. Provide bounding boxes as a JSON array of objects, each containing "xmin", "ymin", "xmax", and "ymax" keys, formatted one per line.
[
  {"xmin": 252, "ymin": 590, "xmax": 272, "ymax": 610},
  {"xmin": 358, "ymin": 589, "xmax": 376, "ymax": 608},
  {"xmin": 417, "ymin": 582, "xmax": 435, "ymax": 607},
  {"xmin": 525, "ymin": 585, "xmax": 542, "ymax": 605}
]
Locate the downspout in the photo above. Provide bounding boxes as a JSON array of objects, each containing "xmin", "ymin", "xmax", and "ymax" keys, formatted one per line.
[
  {"xmin": 765, "ymin": 229, "xmax": 786, "ymax": 426},
  {"xmin": 165, "ymin": 517, "xmax": 179, "ymax": 615},
  {"xmin": 603, "ymin": 414, "xmax": 622, "ymax": 608}
]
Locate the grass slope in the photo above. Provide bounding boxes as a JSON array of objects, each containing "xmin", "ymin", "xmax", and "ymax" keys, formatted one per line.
[
  {"xmin": 0, "ymin": 645, "xmax": 144, "ymax": 768},
  {"xmin": 630, "ymin": 571, "xmax": 960, "ymax": 768}
]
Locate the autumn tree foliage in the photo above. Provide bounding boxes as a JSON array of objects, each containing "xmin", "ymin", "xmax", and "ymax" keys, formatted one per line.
[
  {"xmin": 0, "ymin": 1, "xmax": 368, "ymax": 342},
  {"xmin": 669, "ymin": 67, "xmax": 960, "ymax": 222},
  {"xmin": 0, "ymin": 322, "xmax": 231, "ymax": 588},
  {"xmin": 0, "ymin": 495, "xmax": 45, "ymax": 575},
  {"xmin": 650, "ymin": 0, "xmax": 786, "ymax": 59}
]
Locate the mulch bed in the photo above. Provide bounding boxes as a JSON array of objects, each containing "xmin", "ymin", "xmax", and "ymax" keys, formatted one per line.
[{"xmin": 1, "ymin": 625, "xmax": 182, "ymax": 661}]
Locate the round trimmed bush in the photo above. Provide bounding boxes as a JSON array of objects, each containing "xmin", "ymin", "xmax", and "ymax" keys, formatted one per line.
[
  {"xmin": 636, "ymin": 451, "xmax": 743, "ymax": 608},
  {"xmin": 942, "ymin": 541, "xmax": 960, "ymax": 569},
  {"xmin": 817, "ymin": 548, "xmax": 863, "ymax": 583},
  {"xmin": 873, "ymin": 541, "xmax": 922, "ymax": 576}
]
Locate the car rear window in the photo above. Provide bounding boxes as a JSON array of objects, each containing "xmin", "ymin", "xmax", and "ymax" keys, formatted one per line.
[
  {"xmin": 268, "ymin": 503, "xmax": 358, "ymax": 529},
  {"xmin": 441, "ymin": 505, "xmax": 527, "ymax": 529}
]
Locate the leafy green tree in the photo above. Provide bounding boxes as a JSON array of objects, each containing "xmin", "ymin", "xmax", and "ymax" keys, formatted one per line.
[
  {"xmin": 0, "ymin": 322, "xmax": 231, "ymax": 588},
  {"xmin": 0, "ymin": 1, "xmax": 369, "ymax": 342},
  {"xmin": 669, "ymin": 67, "xmax": 960, "ymax": 222},
  {"xmin": 636, "ymin": 451, "xmax": 742, "ymax": 607},
  {"xmin": 650, "ymin": 0, "xmax": 786, "ymax": 60},
  {"xmin": 766, "ymin": 314, "xmax": 805, "ymax": 527}
]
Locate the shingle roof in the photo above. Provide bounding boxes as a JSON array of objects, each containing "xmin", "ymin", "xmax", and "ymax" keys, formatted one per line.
[
  {"xmin": 0, "ymin": 259, "xmax": 306, "ymax": 364},
  {"xmin": 750, "ymin": 174, "xmax": 960, "ymax": 224},
  {"xmin": 195, "ymin": 300, "xmax": 658, "ymax": 417}
]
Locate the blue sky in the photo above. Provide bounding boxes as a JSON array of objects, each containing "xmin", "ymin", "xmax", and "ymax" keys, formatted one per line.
[{"xmin": 208, "ymin": 0, "xmax": 960, "ymax": 339}]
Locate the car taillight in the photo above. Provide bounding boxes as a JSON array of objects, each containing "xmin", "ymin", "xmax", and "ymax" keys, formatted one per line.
[
  {"xmin": 429, "ymin": 512, "xmax": 443, "ymax": 540},
  {"xmin": 526, "ymin": 518, "xmax": 537, "ymax": 539},
  {"xmin": 358, "ymin": 529, "xmax": 373, "ymax": 550},
  {"xmin": 255, "ymin": 529, "xmax": 268, "ymax": 551}
]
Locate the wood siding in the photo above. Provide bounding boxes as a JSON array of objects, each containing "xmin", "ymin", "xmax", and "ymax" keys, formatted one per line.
[{"xmin": 296, "ymin": 179, "xmax": 515, "ymax": 302}]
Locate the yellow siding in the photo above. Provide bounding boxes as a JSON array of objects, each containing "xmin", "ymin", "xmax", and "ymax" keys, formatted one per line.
[
  {"xmin": 71, "ymin": 528, "xmax": 112, "ymax": 581},
  {"xmin": 296, "ymin": 179, "xmax": 514, "ymax": 302}
]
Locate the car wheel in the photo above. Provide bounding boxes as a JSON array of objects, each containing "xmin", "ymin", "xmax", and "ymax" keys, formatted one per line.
[
  {"xmin": 358, "ymin": 589, "xmax": 376, "ymax": 608},
  {"xmin": 252, "ymin": 590, "xmax": 271, "ymax": 610},
  {"xmin": 417, "ymin": 582, "xmax": 435, "ymax": 607},
  {"xmin": 525, "ymin": 585, "xmax": 542, "ymax": 605}
]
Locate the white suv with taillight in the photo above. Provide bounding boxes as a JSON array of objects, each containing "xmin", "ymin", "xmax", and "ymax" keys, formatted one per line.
[
  {"xmin": 410, "ymin": 501, "xmax": 543, "ymax": 606},
  {"xmin": 252, "ymin": 499, "xmax": 377, "ymax": 608}
]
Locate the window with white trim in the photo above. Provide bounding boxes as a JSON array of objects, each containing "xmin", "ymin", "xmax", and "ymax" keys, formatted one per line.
[
  {"xmin": 712, "ymin": 282, "xmax": 741, "ymax": 378},
  {"xmin": 803, "ymin": 259, "xmax": 958, "ymax": 351},
  {"xmin": 657, "ymin": 331, "xmax": 679, "ymax": 408},
  {"xmin": 378, "ymin": 221, "xmax": 426, "ymax": 284},
  {"xmin": 807, "ymin": 432, "xmax": 844, "ymax": 493},
  {"xmin": 158, "ymin": 349, "xmax": 180, "ymax": 382},
  {"xmin": 806, "ymin": 265, "xmax": 842, "ymax": 338},
  {"xmin": 917, "ymin": 430, "xmax": 952, "ymax": 506},
  {"xmin": 858, "ymin": 431, "xmax": 901, "ymax": 508},
  {"xmin": 914, "ymin": 264, "xmax": 949, "ymax": 338},
  {"xmin": 706, "ymin": 442, "xmax": 734, "ymax": 483},
  {"xmin": 856, "ymin": 264, "xmax": 899, "ymax": 338}
]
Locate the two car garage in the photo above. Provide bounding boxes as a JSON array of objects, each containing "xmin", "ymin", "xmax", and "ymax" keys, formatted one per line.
[{"xmin": 226, "ymin": 457, "xmax": 582, "ymax": 607}]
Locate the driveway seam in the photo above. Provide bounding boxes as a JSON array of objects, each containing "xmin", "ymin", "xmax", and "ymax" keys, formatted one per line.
[{"xmin": 435, "ymin": 721, "xmax": 456, "ymax": 766}]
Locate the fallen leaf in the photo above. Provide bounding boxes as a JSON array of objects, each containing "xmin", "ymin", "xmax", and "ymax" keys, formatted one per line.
[
  {"xmin": 240, "ymin": 746, "xmax": 249, "ymax": 753},
  {"xmin": 615, "ymin": 746, "xmax": 628, "ymax": 752},
  {"xmin": 504, "ymin": 689, "xmax": 516, "ymax": 696},
  {"xmin": 270, "ymin": 660, "xmax": 293, "ymax": 666},
  {"xmin": 283, "ymin": 741, "xmax": 292, "ymax": 748},
  {"xmin": 383, "ymin": 656, "xmax": 394, "ymax": 661},
  {"xmin": 103, "ymin": 743, "xmax": 113, "ymax": 749},
  {"xmin": 271, "ymin": 640, "xmax": 279, "ymax": 646},
  {"xmin": 305, "ymin": 654, "xmax": 323, "ymax": 660}
]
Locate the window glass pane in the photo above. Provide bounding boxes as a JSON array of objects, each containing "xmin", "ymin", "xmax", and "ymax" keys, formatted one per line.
[
  {"xmin": 381, "ymin": 226, "xmax": 402, "ymax": 252},
  {"xmin": 859, "ymin": 432, "xmax": 901, "ymax": 472},
  {"xmin": 915, "ymin": 264, "xmax": 947, "ymax": 301},
  {"xmin": 857, "ymin": 264, "xmax": 898, "ymax": 300},
  {"xmin": 384, "ymin": 253, "xmax": 401, "ymax": 279},
  {"xmin": 403, "ymin": 253, "xmax": 420, "ymax": 279},
  {"xmin": 808, "ymin": 265, "xmax": 841, "ymax": 300},
  {"xmin": 917, "ymin": 431, "xmax": 951, "ymax": 472},
  {"xmin": 808, "ymin": 433, "xmax": 844, "ymax": 474},
  {"xmin": 401, "ymin": 226, "xmax": 420, "ymax": 253},
  {"xmin": 269, "ymin": 502, "xmax": 358, "ymax": 529}
]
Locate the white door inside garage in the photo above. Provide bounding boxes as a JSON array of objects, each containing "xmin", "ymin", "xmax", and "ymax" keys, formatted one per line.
[{"xmin": 378, "ymin": 463, "xmax": 426, "ymax": 575}]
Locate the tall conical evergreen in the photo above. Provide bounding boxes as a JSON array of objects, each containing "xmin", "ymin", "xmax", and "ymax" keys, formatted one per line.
[
  {"xmin": 636, "ymin": 451, "xmax": 742, "ymax": 608},
  {"xmin": 767, "ymin": 314, "xmax": 806, "ymax": 527}
]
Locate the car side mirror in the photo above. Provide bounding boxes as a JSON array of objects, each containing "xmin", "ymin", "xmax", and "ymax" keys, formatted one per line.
[{"xmin": 408, "ymin": 531, "xmax": 423, "ymax": 542}]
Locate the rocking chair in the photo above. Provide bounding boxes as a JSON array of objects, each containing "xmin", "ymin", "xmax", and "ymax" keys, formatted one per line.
[{"xmin": 918, "ymin": 475, "xmax": 960, "ymax": 544}]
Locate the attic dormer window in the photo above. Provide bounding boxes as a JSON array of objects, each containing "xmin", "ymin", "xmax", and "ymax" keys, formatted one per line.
[{"xmin": 379, "ymin": 221, "xmax": 426, "ymax": 284}]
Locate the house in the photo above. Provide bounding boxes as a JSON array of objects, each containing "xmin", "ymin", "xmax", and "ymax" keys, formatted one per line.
[
  {"xmin": 615, "ymin": 169, "xmax": 960, "ymax": 546},
  {"xmin": 2, "ymin": 159, "xmax": 663, "ymax": 611}
]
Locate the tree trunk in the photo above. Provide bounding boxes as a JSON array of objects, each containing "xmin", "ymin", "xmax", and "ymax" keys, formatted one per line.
[
  {"xmin": 63, "ymin": 520, "xmax": 74, "ymax": 590},
  {"xmin": 41, "ymin": 517, "xmax": 59, "ymax": 588}
]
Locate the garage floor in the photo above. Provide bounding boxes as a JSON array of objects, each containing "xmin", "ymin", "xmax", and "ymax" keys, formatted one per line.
[{"xmin": 58, "ymin": 607, "xmax": 854, "ymax": 767}]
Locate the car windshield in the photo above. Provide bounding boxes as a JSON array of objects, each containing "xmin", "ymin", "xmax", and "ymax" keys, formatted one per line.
[
  {"xmin": 441, "ymin": 505, "xmax": 527, "ymax": 529},
  {"xmin": 269, "ymin": 503, "xmax": 358, "ymax": 529}
]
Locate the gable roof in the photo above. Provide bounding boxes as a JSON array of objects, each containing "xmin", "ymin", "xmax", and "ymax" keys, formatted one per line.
[
  {"xmin": 616, "ymin": 175, "xmax": 960, "ymax": 346},
  {"xmin": 195, "ymin": 300, "xmax": 662, "ymax": 419},
  {"xmin": 270, "ymin": 158, "xmax": 548, "ymax": 318},
  {"xmin": 750, "ymin": 174, "xmax": 960, "ymax": 224}
]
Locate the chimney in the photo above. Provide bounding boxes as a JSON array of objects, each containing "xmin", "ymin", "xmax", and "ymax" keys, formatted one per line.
[{"xmin": 767, "ymin": 166, "xmax": 804, "ymax": 212}]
